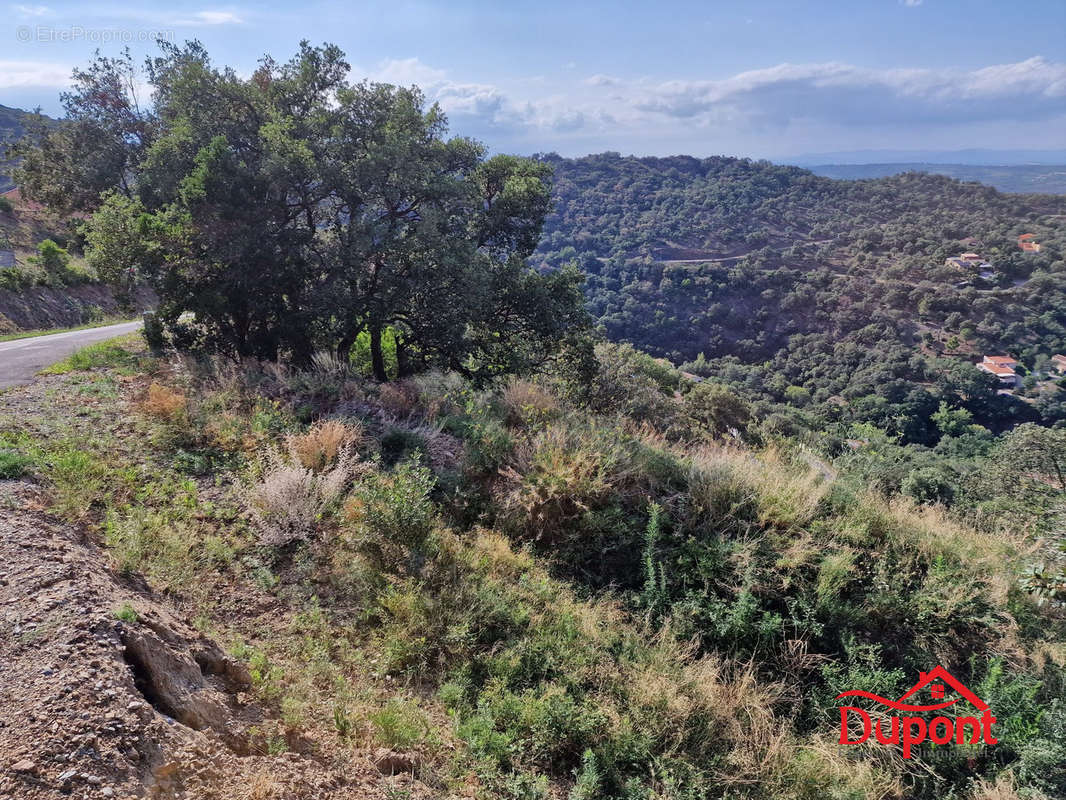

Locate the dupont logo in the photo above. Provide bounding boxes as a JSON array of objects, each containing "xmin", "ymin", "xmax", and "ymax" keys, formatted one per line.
[{"xmin": 836, "ymin": 665, "xmax": 997, "ymax": 758}]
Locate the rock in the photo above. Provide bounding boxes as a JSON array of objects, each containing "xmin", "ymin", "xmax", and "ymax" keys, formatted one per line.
[
  {"xmin": 11, "ymin": 759, "xmax": 36, "ymax": 773},
  {"xmin": 154, "ymin": 762, "xmax": 179, "ymax": 779},
  {"xmin": 373, "ymin": 748, "xmax": 415, "ymax": 774},
  {"xmin": 58, "ymin": 768, "xmax": 77, "ymax": 783}
]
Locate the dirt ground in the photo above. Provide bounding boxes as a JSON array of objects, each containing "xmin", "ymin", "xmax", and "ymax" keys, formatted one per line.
[{"xmin": 0, "ymin": 373, "xmax": 439, "ymax": 799}]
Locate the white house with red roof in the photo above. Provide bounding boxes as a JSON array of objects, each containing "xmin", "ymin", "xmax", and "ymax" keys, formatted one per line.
[{"xmin": 977, "ymin": 355, "xmax": 1020, "ymax": 387}]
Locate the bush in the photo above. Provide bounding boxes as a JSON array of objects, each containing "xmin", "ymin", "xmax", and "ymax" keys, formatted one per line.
[
  {"xmin": 285, "ymin": 420, "xmax": 363, "ymax": 471},
  {"xmin": 29, "ymin": 239, "xmax": 86, "ymax": 286},
  {"xmin": 0, "ymin": 449, "xmax": 31, "ymax": 479},
  {"xmin": 0, "ymin": 196, "xmax": 13, "ymax": 214},
  {"xmin": 241, "ymin": 445, "xmax": 363, "ymax": 547},
  {"xmin": 344, "ymin": 458, "xmax": 436, "ymax": 564}
]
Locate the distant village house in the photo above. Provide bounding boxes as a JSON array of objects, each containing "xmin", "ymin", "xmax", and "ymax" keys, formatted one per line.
[
  {"xmin": 977, "ymin": 355, "xmax": 1020, "ymax": 387},
  {"xmin": 945, "ymin": 251, "xmax": 993, "ymax": 272},
  {"xmin": 1018, "ymin": 233, "xmax": 1042, "ymax": 253},
  {"xmin": 1051, "ymin": 354, "xmax": 1066, "ymax": 374}
]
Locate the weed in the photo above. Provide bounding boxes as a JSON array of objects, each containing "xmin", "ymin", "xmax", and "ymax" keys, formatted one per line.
[
  {"xmin": 369, "ymin": 698, "xmax": 431, "ymax": 750},
  {"xmin": 0, "ymin": 449, "xmax": 31, "ymax": 479},
  {"xmin": 141, "ymin": 382, "xmax": 187, "ymax": 422},
  {"xmin": 113, "ymin": 602, "xmax": 138, "ymax": 623},
  {"xmin": 39, "ymin": 338, "xmax": 139, "ymax": 375}
]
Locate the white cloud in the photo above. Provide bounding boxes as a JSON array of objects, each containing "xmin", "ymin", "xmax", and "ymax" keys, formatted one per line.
[
  {"xmin": 902, "ymin": 0, "xmax": 923, "ymax": 6},
  {"xmin": 0, "ymin": 60, "xmax": 71, "ymax": 89},
  {"xmin": 631, "ymin": 58, "xmax": 1066, "ymax": 126},
  {"xmin": 11, "ymin": 4, "xmax": 51, "ymax": 16},
  {"xmin": 584, "ymin": 74, "xmax": 619, "ymax": 87},
  {"xmin": 190, "ymin": 10, "xmax": 243, "ymax": 24}
]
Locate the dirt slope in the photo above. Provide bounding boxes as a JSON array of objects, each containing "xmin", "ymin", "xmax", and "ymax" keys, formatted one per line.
[{"xmin": 0, "ymin": 373, "xmax": 436, "ymax": 799}]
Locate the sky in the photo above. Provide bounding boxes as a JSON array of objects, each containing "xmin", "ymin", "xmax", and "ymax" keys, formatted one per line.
[{"xmin": 2, "ymin": 0, "xmax": 1065, "ymax": 161}]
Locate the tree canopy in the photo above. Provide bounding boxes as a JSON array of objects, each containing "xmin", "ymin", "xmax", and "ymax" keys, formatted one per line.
[{"xmin": 15, "ymin": 41, "xmax": 588, "ymax": 379}]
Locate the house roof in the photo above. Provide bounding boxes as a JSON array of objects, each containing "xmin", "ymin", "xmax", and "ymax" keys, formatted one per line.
[
  {"xmin": 1052, "ymin": 354, "xmax": 1066, "ymax": 364},
  {"xmin": 1020, "ymin": 242, "xmax": 1040, "ymax": 252},
  {"xmin": 1018, "ymin": 233, "xmax": 1035, "ymax": 241},
  {"xmin": 981, "ymin": 364, "xmax": 1016, "ymax": 378},
  {"xmin": 984, "ymin": 355, "xmax": 1017, "ymax": 366},
  {"xmin": 960, "ymin": 252, "xmax": 981, "ymax": 259}
]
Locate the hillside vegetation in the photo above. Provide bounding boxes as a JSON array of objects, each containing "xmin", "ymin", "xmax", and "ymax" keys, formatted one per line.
[
  {"xmin": 532, "ymin": 154, "xmax": 1066, "ymax": 437},
  {"xmin": 5, "ymin": 40, "xmax": 1066, "ymax": 800},
  {"xmin": 4, "ymin": 335, "xmax": 1065, "ymax": 799}
]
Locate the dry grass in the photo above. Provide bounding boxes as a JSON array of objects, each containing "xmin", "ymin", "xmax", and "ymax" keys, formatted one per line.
[
  {"xmin": 689, "ymin": 445, "xmax": 830, "ymax": 531},
  {"xmin": 141, "ymin": 382, "xmax": 188, "ymax": 423},
  {"xmin": 967, "ymin": 773, "xmax": 1028, "ymax": 800},
  {"xmin": 377, "ymin": 380, "xmax": 421, "ymax": 419},
  {"xmin": 285, "ymin": 420, "xmax": 364, "ymax": 472},
  {"xmin": 241, "ymin": 446, "xmax": 366, "ymax": 547},
  {"xmin": 500, "ymin": 377, "xmax": 560, "ymax": 427}
]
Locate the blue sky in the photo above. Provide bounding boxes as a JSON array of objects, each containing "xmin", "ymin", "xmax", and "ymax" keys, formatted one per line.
[{"xmin": 2, "ymin": 0, "xmax": 1065, "ymax": 160}]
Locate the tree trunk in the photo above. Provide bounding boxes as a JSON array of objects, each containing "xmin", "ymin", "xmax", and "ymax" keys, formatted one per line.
[
  {"xmin": 370, "ymin": 324, "xmax": 388, "ymax": 382},
  {"xmin": 336, "ymin": 332, "xmax": 357, "ymax": 366},
  {"xmin": 396, "ymin": 335, "xmax": 411, "ymax": 378}
]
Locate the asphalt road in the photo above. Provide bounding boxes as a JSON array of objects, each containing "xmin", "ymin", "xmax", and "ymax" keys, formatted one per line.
[{"xmin": 0, "ymin": 320, "xmax": 143, "ymax": 389}]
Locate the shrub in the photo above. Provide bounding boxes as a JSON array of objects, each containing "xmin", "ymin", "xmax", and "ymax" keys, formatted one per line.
[
  {"xmin": 499, "ymin": 425, "xmax": 617, "ymax": 545},
  {"xmin": 242, "ymin": 446, "xmax": 363, "ymax": 547},
  {"xmin": 285, "ymin": 420, "xmax": 363, "ymax": 471},
  {"xmin": 0, "ymin": 195, "xmax": 13, "ymax": 214},
  {"xmin": 0, "ymin": 449, "xmax": 31, "ymax": 479},
  {"xmin": 29, "ymin": 238, "xmax": 83, "ymax": 285},
  {"xmin": 501, "ymin": 378, "xmax": 560, "ymax": 428},
  {"xmin": 344, "ymin": 458, "xmax": 437, "ymax": 565},
  {"xmin": 377, "ymin": 380, "xmax": 421, "ymax": 419},
  {"xmin": 141, "ymin": 382, "xmax": 187, "ymax": 423},
  {"xmin": 379, "ymin": 426, "xmax": 429, "ymax": 468}
]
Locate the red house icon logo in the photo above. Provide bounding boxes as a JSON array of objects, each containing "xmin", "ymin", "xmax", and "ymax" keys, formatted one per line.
[{"xmin": 835, "ymin": 665, "xmax": 996, "ymax": 758}]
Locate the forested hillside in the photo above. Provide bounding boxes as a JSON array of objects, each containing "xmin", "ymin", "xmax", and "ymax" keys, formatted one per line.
[
  {"xmin": 533, "ymin": 153, "xmax": 1066, "ymax": 441},
  {"xmin": 3, "ymin": 38, "xmax": 1066, "ymax": 800},
  {"xmin": 0, "ymin": 105, "xmax": 38, "ymax": 192}
]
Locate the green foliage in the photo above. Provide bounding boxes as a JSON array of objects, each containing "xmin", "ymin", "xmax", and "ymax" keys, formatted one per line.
[
  {"xmin": 112, "ymin": 602, "xmax": 138, "ymax": 623},
  {"xmin": 346, "ymin": 459, "xmax": 437, "ymax": 567},
  {"xmin": 0, "ymin": 448, "xmax": 32, "ymax": 478},
  {"xmin": 54, "ymin": 42, "xmax": 588, "ymax": 374},
  {"xmin": 39, "ymin": 338, "xmax": 139, "ymax": 375},
  {"xmin": 27, "ymin": 238, "xmax": 88, "ymax": 286},
  {"xmin": 533, "ymin": 153, "xmax": 1066, "ymax": 438}
]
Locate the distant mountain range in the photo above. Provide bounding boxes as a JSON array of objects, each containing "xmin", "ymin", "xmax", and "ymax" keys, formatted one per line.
[
  {"xmin": 806, "ymin": 163, "xmax": 1066, "ymax": 194},
  {"xmin": 790, "ymin": 148, "xmax": 1066, "ymax": 166}
]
